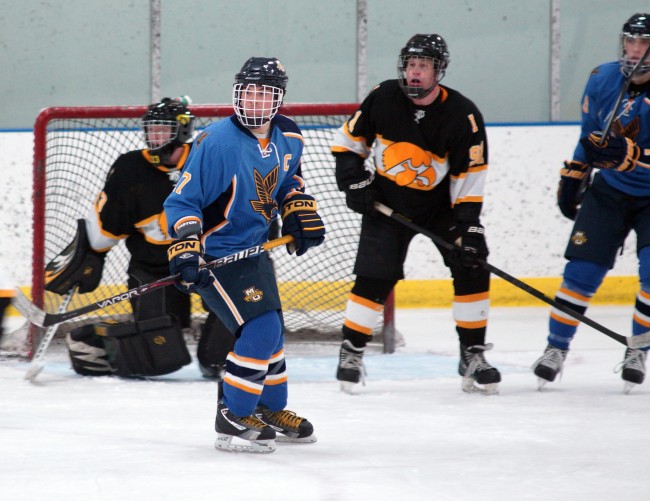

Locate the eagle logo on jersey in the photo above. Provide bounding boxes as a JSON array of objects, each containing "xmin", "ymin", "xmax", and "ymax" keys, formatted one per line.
[
  {"xmin": 611, "ymin": 117, "xmax": 640, "ymax": 141},
  {"xmin": 250, "ymin": 166, "xmax": 279, "ymax": 221},
  {"xmin": 380, "ymin": 141, "xmax": 442, "ymax": 190}
]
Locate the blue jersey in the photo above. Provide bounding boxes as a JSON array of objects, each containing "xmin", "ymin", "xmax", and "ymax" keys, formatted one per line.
[
  {"xmin": 164, "ymin": 115, "xmax": 307, "ymax": 257},
  {"xmin": 573, "ymin": 61, "xmax": 650, "ymax": 196}
]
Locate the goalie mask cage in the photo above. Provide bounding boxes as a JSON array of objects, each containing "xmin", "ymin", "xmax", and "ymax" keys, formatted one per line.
[{"xmin": 31, "ymin": 103, "xmax": 395, "ymax": 356}]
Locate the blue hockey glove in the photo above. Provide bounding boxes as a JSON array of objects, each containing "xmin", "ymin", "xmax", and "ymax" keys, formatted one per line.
[
  {"xmin": 557, "ymin": 161, "xmax": 587, "ymax": 220},
  {"xmin": 281, "ymin": 194, "xmax": 326, "ymax": 256},
  {"xmin": 167, "ymin": 236, "xmax": 213, "ymax": 293},
  {"xmin": 450, "ymin": 223, "xmax": 488, "ymax": 269},
  {"xmin": 580, "ymin": 131, "xmax": 639, "ymax": 172}
]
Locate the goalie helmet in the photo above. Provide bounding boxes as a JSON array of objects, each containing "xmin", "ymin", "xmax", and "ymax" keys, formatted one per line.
[
  {"xmin": 620, "ymin": 13, "xmax": 650, "ymax": 77},
  {"xmin": 398, "ymin": 34, "xmax": 450, "ymax": 99},
  {"xmin": 233, "ymin": 57, "xmax": 288, "ymax": 129},
  {"xmin": 142, "ymin": 97, "xmax": 196, "ymax": 164}
]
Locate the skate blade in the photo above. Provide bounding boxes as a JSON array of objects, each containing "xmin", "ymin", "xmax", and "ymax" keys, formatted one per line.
[
  {"xmin": 461, "ymin": 377, "xmax": 499, "ymax": 395},
  {"xmin": 623, "ymin": 381, "xmax": 640, "ymax": 394},
  {"xmin": 339, "ymin": 381, "xmax": 360, "ymax": 394},
  {"xmin": 215, "ymin": 434, "xmax": 276, "ymax": 454},
  {"xmin": 536, "ymin": 378, "xmax": 550, "ymax": 391},
  {"xmin": 276, "ymin": 434, "xmax": 317, "ymax": 444}
]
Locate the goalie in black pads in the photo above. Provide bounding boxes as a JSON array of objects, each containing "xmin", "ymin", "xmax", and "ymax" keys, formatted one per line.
[
  {"xmin": 45, "ymin": 97, "xmax": 234, "ymax": 378},
  {"xmin": 532, "ymin": 13, "xmax": 650, "ymax": 392},
  {"xmin": 331, "ymin": 34, "xmax": 500, "ymax": 394}
]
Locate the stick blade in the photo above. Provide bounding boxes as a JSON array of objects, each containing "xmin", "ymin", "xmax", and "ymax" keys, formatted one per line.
[
  {"xmin": 12, "ymin": 289, "xmax": 46, "ymax": 327},
  {"xmin": 25, "ymin": 362, "xmax": 45, "ymax": 382}
]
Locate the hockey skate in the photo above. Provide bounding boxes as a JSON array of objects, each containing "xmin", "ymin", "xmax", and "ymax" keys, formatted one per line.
[
  {"xmin": 458, "ymin": 343, "xmax": 501, "ymax": 395},
  {"xmin": 532, "ymin": 344, "xmax": 568, "ymax": 389},
  {"xmin": 214, "ymin": 400, "xmax": 276, "ymax": 454},
  {"xmin": 255, "ymin": 405, "xmax": 317, "ymax": 443},
  {"xmin": 615, "ymin": 348, "xmax": 647, "ymax": 394},
  {"xmin": 336, "ymin": 339, "xmax": 366, "ymax": 394}
]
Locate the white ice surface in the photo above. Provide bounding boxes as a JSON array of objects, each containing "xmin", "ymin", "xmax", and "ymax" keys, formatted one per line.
[{"xmin": 1, "ymin": 306, "xmax": 649, "ymax": 501}]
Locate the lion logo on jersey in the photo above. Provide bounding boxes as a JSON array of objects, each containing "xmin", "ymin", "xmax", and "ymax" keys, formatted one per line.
[
  {"xmin": 250, "ymin": 166, "xmax": 279, "ymax": 221},
  {"xmin": 381, "ymin": 142, "xmax": 439, "ymax": 189}
]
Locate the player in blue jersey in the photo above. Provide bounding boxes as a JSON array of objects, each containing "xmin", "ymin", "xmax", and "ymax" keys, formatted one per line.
[
  {"xmin": 533, "ymin": 13, "xmax": 650, "ymax": 392},
  {"xmin": 164, "ymin": 57, "xmax": 325, "ymax": 453}
]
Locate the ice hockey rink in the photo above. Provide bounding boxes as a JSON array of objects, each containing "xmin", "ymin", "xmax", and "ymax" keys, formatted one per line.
[{"xmin": 1, "ymin": 305, "xmax": 649, "ymax": 501}]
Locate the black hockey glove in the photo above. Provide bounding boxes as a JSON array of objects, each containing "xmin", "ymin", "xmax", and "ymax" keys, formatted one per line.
[
  {"xmin": 557, "ymin": 160, "xmax": 587, "ymax": 221},
  {"xmin": 343, "ymin": 171, "xmax": 378, "ymax": 216},
  {"xmin": 167, "ymin": 236, "xmax": 213, "ymax": 293},
  {"xmin": 580, "ymin": 131, "xmax": 639, "ymax": 172},
  {"xmin": 281, "ymin": 194, "xmax": 326, "ymax": 256},
  {"xmin": 451, "ymin": 223, "xmax": 488, "ymax": 269}
]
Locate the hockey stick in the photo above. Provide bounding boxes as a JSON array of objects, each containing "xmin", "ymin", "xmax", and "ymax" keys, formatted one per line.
[
  {"xmin": 374, "ymin": 202, "xmax": 650, "ymax": 349},
  {"xmin": 25, "ymin": 287, "xmax": 76, "ymax": 382},
  {"xmin": 14, "ymin": 235, "xmax": 295, "ymax": 329},
  {"xmin": 576, "ymin": 43, "xmax": 650, "ymax": 202}
]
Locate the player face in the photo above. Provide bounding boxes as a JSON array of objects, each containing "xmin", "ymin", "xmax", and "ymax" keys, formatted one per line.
[
  {"xmin": 145, "ymin": 124, "xmax": 174, "ymax": 150},
  {"xmin": 624, "ymin": 36, "xmax": 650, "ymax": 83},
  {"xmin": 404, "ymin": 57, "xmax": 437, "ymax": 94},
  {"xmin": 234, "ymin": 83, "xmax": 283, "ymax": 131}
]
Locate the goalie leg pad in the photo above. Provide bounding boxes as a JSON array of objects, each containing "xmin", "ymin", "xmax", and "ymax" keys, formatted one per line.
[
  {"xmin": 100, "ymin": 316, "xmax": 191, "ymax": 377},
  {"xmin": 66, "ymin": 324, "xmax": 113, "ymax": 376}
]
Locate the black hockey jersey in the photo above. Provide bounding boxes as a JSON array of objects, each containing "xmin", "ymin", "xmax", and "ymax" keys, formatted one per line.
[
  {"xmin": 85, "ymin": 144, "xmax": 191, "ymax": 274},
  {"xmin": 332, "ymin": 79, "xmax": 488, "ymax": 225}
]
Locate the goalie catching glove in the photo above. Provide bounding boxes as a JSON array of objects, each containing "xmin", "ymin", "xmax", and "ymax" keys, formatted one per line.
[
  {"xmin": 580, "ymin": 131, "xmax": 639, "ymax": 172},
  {"xmin": 167, "ymin": 236, "xmax": 213, "ymax": 293},
  {"xmin": 280, "ymin": 193, "xmax": 326, "ymax": 256}
]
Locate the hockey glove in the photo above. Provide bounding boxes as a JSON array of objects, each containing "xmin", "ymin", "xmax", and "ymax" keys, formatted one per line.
[
  {"xmin": 557, "ymin": 161, "xmax": 587, "ymax": 220},
  {"xmin": 451, "ymin": 223, "xmax": 488, "ymax": 269},
  {"xmin": 580, "ymin": 131, "xmax": 639, "ymax": 172},
  {"xmin": 167, "ymin": 236, "xmax": 213, "ymax": 293},
  {"xmin": 281, "ymin": 194, "xmax": 326, "ymax": 256},
  {"xmin": 343, "ymin": 171, "xmax": 378, "ymax": 216}
]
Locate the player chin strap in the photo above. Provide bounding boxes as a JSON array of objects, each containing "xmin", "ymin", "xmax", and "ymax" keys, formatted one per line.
[
  {"xmin": 14, "ymin": 235, "xmax": 294, "ymax": 329},
  {"xmin": 373, "ymin": 202, "xmax": 650, "ymax": 350}
]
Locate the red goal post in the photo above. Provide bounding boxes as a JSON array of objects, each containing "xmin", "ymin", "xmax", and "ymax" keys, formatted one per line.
[{"xmin": 31, "ymin": 103, "xmax": 396, "ymax": 353}]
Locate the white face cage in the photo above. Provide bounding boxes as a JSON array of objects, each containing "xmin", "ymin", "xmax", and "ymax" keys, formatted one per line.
[
  {"xmin": 143, "ymin": 120, "xmax": 179, "ymax": 150},
  {"xmin": 620, "ymin": 34, "xmax": 650, "ymax": 77},
  {"xmin": 232, "ymin": 83, "xmax": 284, "ymax": 129},
  {"xmin": 397, "ymin": 55, "xmax": 447, "ymax": 100}
]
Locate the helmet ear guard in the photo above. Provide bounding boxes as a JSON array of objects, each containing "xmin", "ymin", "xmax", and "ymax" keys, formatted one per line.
[
  {"xmin": 141, "ymin": 97, "xmax": 196, "ymax": 163},
  {"xmin": 620, "ymin": 13, "xmax": 650, "ymax": 77},
  {"xmin": 397, "ymin": 34, "xmax": 450, "ymax": 100},
  {"xmin": 232, "ymin": 57, "xmax": 288, "ymax": 128}
]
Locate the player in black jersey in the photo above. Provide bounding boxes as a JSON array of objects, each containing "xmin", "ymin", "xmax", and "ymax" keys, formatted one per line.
[
  {"xmin": 45, "ymin": 97, "xmax": 233, "ymax": 378},
  {"xmin": 332, "ymin": 34, "xmax": 500, "ymax": 394}
]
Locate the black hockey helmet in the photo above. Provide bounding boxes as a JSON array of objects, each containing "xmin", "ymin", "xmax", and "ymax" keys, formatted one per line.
[
  {"xmin": 620, "ymin": 13, "xmax": 650, "ymax": 77},
  {"xmin": 233, "ymin": 57, "xmax": 288, "ymax": 128},
  {"xmin": 398, "ymin": 34, "xmax": 450, "ymax": 99},
  {"xmin": 142, "ymin": 97, "xmax": 195, "ymax": 162}
]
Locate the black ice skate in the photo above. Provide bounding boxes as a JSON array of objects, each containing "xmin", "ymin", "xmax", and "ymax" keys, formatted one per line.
[
  {"xmin": 458, "ymin": 343, "xmax": 501, "ymax": 395},
  {"xmin": 214, "ymin": 400, "xmax": 276, "ymax": 453},
  {"xmin": 336, "ymin": 339, "xmax": 366, "ymax": 393},
  {"xmin": 255, "ymin": 405, "xmax": 317, "ymax": 443},
  {"xmin": 616, "ymin": 348, "xmax": 648, "ymax": 394},
  {"xmin": 532, "ymin": 344, "xmax": 568, "ymax": 389}
]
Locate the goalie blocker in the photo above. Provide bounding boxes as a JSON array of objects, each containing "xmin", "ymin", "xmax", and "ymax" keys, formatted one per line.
[
  {"xmin": 66, "ymin": 315, "xmax": 191, "ymax": 377},
  {"xmin": 44, "ymin": 219, "xmax": 106, "ymax": 294}
]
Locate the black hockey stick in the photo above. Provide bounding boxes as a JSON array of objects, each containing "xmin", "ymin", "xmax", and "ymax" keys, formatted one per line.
[
  {"xmin": 374, "ymin": 202, "xmax": 650, "ymax": 349},
  {"xmin": 576, "ymin": 43, "xmax": 650, "ymax": 202},
  {"xmin": 14, "ymin": 235, "xmax": 295, "ymax": 328}
]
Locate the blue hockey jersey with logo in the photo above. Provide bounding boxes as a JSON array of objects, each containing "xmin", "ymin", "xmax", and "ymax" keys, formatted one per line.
[
  {"xmin": 164, "ymin": 115, "xmax": 307, "ymax": 257},
  {"xmin": 573, "ymin": 61, "xmax": 650, "ymax": 196}
]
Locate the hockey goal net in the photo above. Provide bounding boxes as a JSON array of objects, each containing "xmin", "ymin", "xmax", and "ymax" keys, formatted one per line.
[{"xmin": 30, "ymin": 103, "xmax": 395, "ymax": 356}]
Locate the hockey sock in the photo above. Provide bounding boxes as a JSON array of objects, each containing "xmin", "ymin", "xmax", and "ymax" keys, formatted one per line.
[
  {"xmin": 633, "ymin": 246, "xmax": 650, "ymax": 341},
  {"xmin": 548, "ymin": 259, "xmax": 607, "ymax": 349}
]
